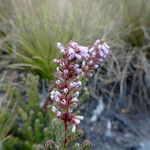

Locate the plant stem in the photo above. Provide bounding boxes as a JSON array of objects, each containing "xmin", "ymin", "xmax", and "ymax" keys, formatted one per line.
[{"xmin": 64, "ymin": 120, "xmax": 68, "ymax": 149}]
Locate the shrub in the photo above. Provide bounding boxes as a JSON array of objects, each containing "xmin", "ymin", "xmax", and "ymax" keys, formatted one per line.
[
  {"xmin": 3, "ymin": 74, "xmax": 90, "ymax": 150},
  {"xmin": 0, "ymin": 73, "xmax": 17, "ymax": 149}
]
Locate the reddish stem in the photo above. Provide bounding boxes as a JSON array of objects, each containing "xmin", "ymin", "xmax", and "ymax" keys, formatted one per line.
[{"xmin": 64, "ymin": 120, "xmax": 68, "ymax": 148}]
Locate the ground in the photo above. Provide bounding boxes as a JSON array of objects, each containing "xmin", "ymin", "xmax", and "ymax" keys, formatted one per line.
[{"xmin": 79, "ymin": 96, "xmax": 150, "ymax": 150}]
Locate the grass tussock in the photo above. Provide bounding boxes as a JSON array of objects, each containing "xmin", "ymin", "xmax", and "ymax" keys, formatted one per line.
[{"xmin": 1, "ymin": 0, "xmax": 119, "ymax": 79}]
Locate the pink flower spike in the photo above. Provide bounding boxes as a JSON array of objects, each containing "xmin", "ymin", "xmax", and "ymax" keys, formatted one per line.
[{"xmin": 48, "ymin": 39, "xmax": 110, "ymax": 138}]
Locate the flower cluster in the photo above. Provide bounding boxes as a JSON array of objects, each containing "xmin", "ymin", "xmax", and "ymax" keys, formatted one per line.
[{"xmin": 49, "ymin": 39, "xmax": 110, "ymax": 133}]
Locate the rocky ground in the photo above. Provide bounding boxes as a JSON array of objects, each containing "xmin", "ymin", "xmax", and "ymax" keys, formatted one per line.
[{"xmin": 79, "ymin": 96, "xmax": 150, "ymax": 150}]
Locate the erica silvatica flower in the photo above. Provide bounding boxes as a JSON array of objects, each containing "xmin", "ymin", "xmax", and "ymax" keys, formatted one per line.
[{"xmin": 48, "ymin": 39, "xmax": 110, "ymax": 146}]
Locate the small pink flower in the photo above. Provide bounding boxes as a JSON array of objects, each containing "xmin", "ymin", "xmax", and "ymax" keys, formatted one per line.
[
  {"xmin": 57, "ymin": 42, "xmax": 65, "ymax": 53},
  {"xmin": 71, "ymin": 97, "xmax": 78, "ymax": 103}
]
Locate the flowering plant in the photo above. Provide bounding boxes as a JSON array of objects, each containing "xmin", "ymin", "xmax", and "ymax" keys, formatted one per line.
[{"xmin": 48, "ymin": 39, "xmax": 110, "ymax": 146}]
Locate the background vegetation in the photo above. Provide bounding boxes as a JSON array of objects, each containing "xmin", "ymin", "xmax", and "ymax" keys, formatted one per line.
[{"xmin": 0, "ymin": 0, "xmax": 150, "ymax": 149}]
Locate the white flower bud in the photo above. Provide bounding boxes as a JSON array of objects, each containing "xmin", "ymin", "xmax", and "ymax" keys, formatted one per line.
[
  {"xmin": 56, "ymin": 67, "xmax": 60, "ymax": 72},
  {"xmin": 50, "ymin": 95, "xmax": 54, "ymax": 100},
  {"xmin": 76, "ymin": 68, "xmax": 82, "ymax": 74},
  {"xmin": 64, "ymin": 69, "xmax": 68, "ymax": 74},
  {"xmin": 75, "ymin": 54, "xmax": 82, "ymax": 60},
  {"xmin": 50, "ymin": 91, "xmax": 56, "ymax": 99},
  {"xmin": 72, "ymin": 102, "xmax": 78, "ymax": 107},
  {"xmin": 85, "ymin": 66, "xmax": 89, "ymax": 71},
  {"xmin": 60, "ymin": 61, "xmax": 65, "ymax": 66},
  {"xmin": 71, "ymin": 97, "xmax": 78, "ymax": 102},
  {"xmin": 70, "ymin": 42, "xmax": 77, "ymax": 48},
  {"xmin": 57, "ymin": 111, "xmax": 61, "ymax": 116},
  {"xmin": 102, "ymin": 45, "xmax": 109, "ymax": 53},
  {"xmin": 53, "ymin": 59, "xmax": 60, "ymax": 63},
  {"xmin": 81, "ymin": 72, "xmax": 85, "ymax": 76},
  {"xmin": 57, "ymin": 42, "xmax": 65, "ymax": 53},
  {"xmin": 74, "ymin": 91, "xmax": 80, "ymax": 97},
  {"xmin": 56, "ymin": 80, "xmax": 60, "ymax": 84},
  {"xmin": 99, "ymin": 49, "xmax": 104, "ymax": 57},
  {"xmin": 74, "ymin": 64, "xmax": 79, "ymax": 69},
  {"xmin": 56, "ymin": 91, "xmax": 61, "ymax": 96},
  {"xmin": 68, "ymin": 48, "xmax": 75, "ymax": 55},
  {"xmin": 68, "ymin": 108, "xmax": 73, "ymax": 113},
  {"xmin": 98, "ymin": 45, "xmax": 102, "ymax": 50},
  {"xmin": 57, "ymin": 42, "xmax": 61, "ymax": 48},
  {"xmin": 77, "ymin": 81, "xmax": 82, "ymax": 87},
  {"xmin": 72, "ymin": 124, "xmax": 76, "ymax": 133},
  {"xmin": 94, "ymin": 39, "xmax": 100, "ymax": 45},
  {"xmin": 89, "ymin": 47, "xmax": 94, "ymax": 53},
  {"xmin": 76, "ymin": 75, "xmax": 80, "ymax": 80},
  {"xmin": 70, "ymin": 81, "xmax": 81, "ymax": 88},
  {"xmin": 89, "ymin": 60, "xmax": 93, "ymax": 64},
  {"xmin": 82, "ymin": 61, "xmax": 86, "ymax": 68},
  {"xmin": 79, "ymin": 47, "xmax": 89, "ymax": 58},
  {"xmin": 92, "ymin": 52, "xmax": 96, "ymax": 57},
  {"xmin": 74, "ymin": 118, "xmax": 81, "ymax": 124},
  {"xmin": 51, "ymin": 106, "xmax": 57, "ymax": 113},
  {"xmin": 55, "ymin": 97, "xmax": 60, "ymax": 102},
  {"xmin": 75, "ymin": 115, "xmax": 84, "ymax": 120},
  {"xmin": 98, "ymin": 43, "xmax": 109, "ymax": 58},
  {"xmin": 68, "ymin": 54, "xmax": 75, "ymax": 60},
  {"xmin": 61, "ymin": 99, "xmax": 67, "ymax": 105},
  {"xmin": 50, "ymin": 90, "xmax": 55, "ymax": 95},
  {"xmin": 64, "ymin": 88, "xmax": 68, "ymax": 93},
  {"xmin": 70, "ymin": 81, "xmax": 77, "ymax": 88},
  {"xmin": 100, "ymin": 58, "xmax": 103, "ymax": 61},
  {"xmin": 94, "ymin": 64, "xmax": 99, "ymax": 69}
]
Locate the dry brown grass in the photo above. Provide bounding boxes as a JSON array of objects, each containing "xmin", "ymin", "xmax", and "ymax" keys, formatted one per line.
[{"xmin": 91, "ymin": 0, "xmax": 150, "ymax": 112}]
